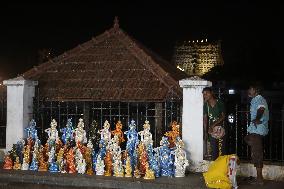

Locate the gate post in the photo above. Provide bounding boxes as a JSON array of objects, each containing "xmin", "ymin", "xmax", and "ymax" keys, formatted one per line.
[
  {"xmin": 179, "ymin": 76, "xmax": 212, "ymax": 172},
  {"xmin": 3, "ymin": 76, "xmax": 38, "ymax": 150}
]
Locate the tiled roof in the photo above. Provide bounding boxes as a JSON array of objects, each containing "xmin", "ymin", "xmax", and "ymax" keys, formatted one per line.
[{"xmin": 22, "ymin": 17, "xmax": 187, "ymax": 101}]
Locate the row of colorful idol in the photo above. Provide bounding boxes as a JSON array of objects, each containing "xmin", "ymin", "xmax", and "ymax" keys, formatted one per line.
[{"xmin": 3, "ymin": 118, "xmax": 189, "ymax": 179}]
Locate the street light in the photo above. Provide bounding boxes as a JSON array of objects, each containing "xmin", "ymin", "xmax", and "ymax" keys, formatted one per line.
[{"xmin": 228, "ymin": 89, "xmax": 235, "ymax": 95}]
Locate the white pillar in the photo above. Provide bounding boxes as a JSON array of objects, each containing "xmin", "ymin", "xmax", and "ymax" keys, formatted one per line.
[
  {"xmin": 3, "ymin": 76, "xmax": 38, "ymax": 150},
  {"xmin": 179, "ymin": 76, "xmax": 212, "ymax": 172}
]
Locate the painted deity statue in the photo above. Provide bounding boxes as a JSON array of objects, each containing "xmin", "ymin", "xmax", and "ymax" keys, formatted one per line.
[
  {"xmin": 95, "ymin": 154, "xmax": 105, "ymax": 175},
  {"xmin": 104, "ymin": 150, "xmax": 112, "ymax": 176},
  {"xmin": 21, "ymin": 145, "xmax": 31, "ymax": 170},
  {"xmin": 74, "ymin": 118, "xmax": 87, "ymax": 145},
  {"xmin": 38, "ymin": 147, "xmax": 48, "ymax": 171},
  {"xmin": 9, "ymin": 144, "xmax": 18, "ymax": 163},
  {"xmin": 98, "ymin": 138, "xmax": 107, "ymax": 159},
  {"xmin": 66, "ymin": 148, "xmax": 76, "ymax": 173},
  {"xmin": 173, "ymin": 137, "xmax": 189, "ymax": 177},
  {"xmin": 26, "ymin": 137, "xmax": 34, "ymax": 152},
  {"xmin": 92, "ymin": 149, "xmax": 98, "ymax": 173},
  {"xmin": 134, "ymin": 165, "xmax": 141, "ymax": 178},
  {"xmin": 45, "ymin": 119, "xmax": 59, "ymax": 148},
  {"xmin": 16, "ymin": 140, "xmax": 25, "ymax": 164},
  {"xmin": 60, "ymin": 118, "xmax": 74, "ymax": 145},
  {"xmin": 124, "ymin": 155, "xmax": 132, "ymax": 177},
  {"xmin": 97, "ymin": 120, "xmax": 111, "ymax": 159},
  {"xmin": 33, "ymin": 138, "xmax": 41, "ymax": 152},
  {"xmin": 3, "ymin": 153, "xmax": 13, "ymax": 170},
  {"xmin": 48, "ymin": 146, "xmax": 59, "ymax": 173},
  {"xmin": 164, "ymin": 121, "xmax": 180, "ymax": 148},
  {"xmin": 110, "ymin": 136, "xmax": 124, "ymax": 177},
  {"xmin": 87, "ymin": 139, "xmax": 93, "ymax": 150},
  {"xmin": 113, "ymin": 156, "xmax": 124, "ymax": 177},
  {"xmin": 138, "ymin": 120, "xmax": 153, "ymax": 148},
  {"xmin": 24, "ymin": 119, "xmax": 38, "ymax": 140},
  {"xmin": 77, "ymin": 158, "xmax": 86, "ymax": 174},
  {"xmin": 146, "ymin": 143, "xmax": 160, "ymax": 177},
  {"xmin": 98, "ymin": 120, "xmax": 111, "ymax": 145},
  {"xmin": 124, "ymin": 120, "xmax": 139, "ymax": 170},
  {"xmin": 159, "ymin": 136, "xmax": 174, "ymax": 177},
  {"xmin": 85, "ymin": 147, "xmax": 93, "ymax": 175},
  {"xmin": 137, "ymin": 142, "xmax": 148, "ymax": 176},
  {"xmin": 48, "ymin": 146, "xmax": 55, "ymax": 164},
  {"xmin": 111, "ymin": 121, "xmax": 125, "ymax": 146},
  {"xmin": 56, "ymin": 148, "xmax": 65, "ymax": 173},
  {"xmin": 29, "ymin": 149, "xmax": 39, "ymax": 171},
  {"xmin": 13, "ymin": 156, "xmax": 21, "ymax": 170},
  {"xmin": 108, "ymin": 135, "xmax": 121, "ymax": 157},
  {"xmin": 144, "ymin": 162, "xmax": 155, "ymax": 180},
  {"xmin": 75, "ymin": 147, "xmax": 86, "ymax": 174},
  {"xmin": 153, "ymin": 147, "xmax": 161, "ymax": 177},
  {"xmin": 86, "ymin": 139, "xmax": 94, "ymax": 175}
]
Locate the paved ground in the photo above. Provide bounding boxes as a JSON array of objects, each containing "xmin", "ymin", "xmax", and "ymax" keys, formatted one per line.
[
  {"xmin": 237, "ymin": 177, "xmax": 284, "ymax": 189},
  {"xmin": 0, "ymin": 169, "xmax": 283, "ymax": 189}
]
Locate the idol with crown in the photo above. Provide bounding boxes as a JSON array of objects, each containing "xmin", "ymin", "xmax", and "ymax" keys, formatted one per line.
[
  {"xmin": 74, "ymin": 118, "xmax": 87, "ymax": 145},
  {"xmin": 60, "ymin": 118, "xmax": 74, "ymax": 145},
  {"xmin": 21, "ymin": 145, "xmax": 30, "ymax": 170},
  {"xmin": 48, "ymin": 146, "xmax": 59, "ymax": 173},
  {"xmin": 95, "ymin": 154, "xmax": 105, "ymax": 175},
  {"xmin": 97, "ymin": 120, "xmax": 111, "ymax": 159},
  {"xmin": 29, "ymin": 148, "xmax": 39, "ymax": 171},
  {"xmin": 159, "ymin": 136, "xmax": 173, "ymax": 177},
  {"xmin": 125, "ymin": 120, "xmax": 139, "ymax": 171},
  {"xmin": 109, "ymin": 135, "xmax": 124, "ymax": 177},
  {"xmin": 45, "ymin": 119, "xmax": 59, "ymax": 150},
  {"xmin": 173, "ymin": 137, "xmax": 189, "ymax": 177},
  {"xmin": 138, "ymin": 120, "xmax": 153, "ymax": 148},
  {"xmin": 24, "ymin": 119, "xmax": 38, "ymax": 141},
  {"xmin": 75, "ymin": 147, "xmax": 86, "ymax": 174},
  {"xmin": 111, "ymin": 120, "xmax": 125, "ymax": 146},
  {"xmin": 164, "ymin": 121, "xmax": 180, "ymax": 148},
  {"xmin": 13, "ymin": 156, "xmax": 21, "ymax": 170}
]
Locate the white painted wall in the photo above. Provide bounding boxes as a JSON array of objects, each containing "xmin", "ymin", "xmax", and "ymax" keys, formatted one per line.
[
  {"xmin": 3, "ymin": 76, "xmax": 37, "ymax": 151},
  {"xmin": 179, "ymin": 76, "xmax": 212, "ymax": 172}
]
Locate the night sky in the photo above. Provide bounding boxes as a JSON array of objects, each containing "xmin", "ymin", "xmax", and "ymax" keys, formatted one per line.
[{"xmin": 0, "ymin": 2, "xmax": 282, "ymax": 83}]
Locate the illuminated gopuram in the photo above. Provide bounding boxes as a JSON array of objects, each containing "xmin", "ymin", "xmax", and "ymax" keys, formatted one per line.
[{"xmin": 173, "ymin": 40, "xmax": 224, "ymax": 76}]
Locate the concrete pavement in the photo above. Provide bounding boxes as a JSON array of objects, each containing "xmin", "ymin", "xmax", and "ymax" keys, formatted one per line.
[{"xmin": 0, "ymin": 168, "xmax": 283, "ymax": 189}]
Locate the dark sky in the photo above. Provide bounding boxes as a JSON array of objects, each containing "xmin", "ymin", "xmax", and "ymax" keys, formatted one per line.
[{"xmin": 0, "ymin": 2, "xmax": 282, "ymax": 81}]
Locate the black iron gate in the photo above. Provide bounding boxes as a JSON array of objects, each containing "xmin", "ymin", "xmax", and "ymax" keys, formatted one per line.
[{"xmin": 32, "ymin": 97, "xmax": 182, "ymax": 148}]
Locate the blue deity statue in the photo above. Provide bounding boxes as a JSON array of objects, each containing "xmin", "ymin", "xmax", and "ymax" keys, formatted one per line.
[
  {"xmin": 124, "ymin": 120, "xmax": 139, "ymax": 170},
  {"xmin": 48, "ymin": 147, "xmax": 59, "ymax": 173},
  {"xmin": 49, "ymin": 160, "xmax": 59, "ymax": 173},
  {"xmin": 92, "ymin": 150, "xmax": 98, "ymax": 172},
  {"xmin": 60, "ymin": 118, "xmax": 74, "ymax": 145},
  {"xmin": 98, "ymin": 138, "xmax": 107, "ymax": 159},
  {"xmin": 146, "ymin": 143, "xmax": 160, "ymax": 177},
  {"xmin": 29, "ymin": 153, "xmax": 39, "ymax": 171},
  {"xmin": 24, "ymin": 119, "xmax": 38, "ymax": 140},
  {"xmin": 159, "ymin": 136, "xmax": 174, "ymax": 177},
  {"xmin": 16, "ymin": 140, "xmax": 25, "ymax": 164}
]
